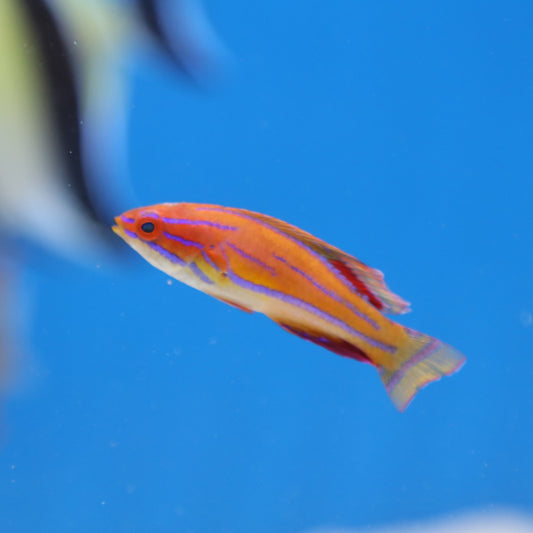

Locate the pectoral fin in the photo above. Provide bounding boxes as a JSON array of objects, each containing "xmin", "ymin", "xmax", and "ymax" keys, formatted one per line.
[
  {"xmin": 201, "ymin": 246, "xmax": 228, "ymax": 274},
  {"xmin": 202, "ymin": 247, "xmax": 253, "ymax": 313}
]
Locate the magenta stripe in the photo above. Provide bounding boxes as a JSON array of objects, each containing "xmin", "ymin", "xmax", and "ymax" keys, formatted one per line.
[
  {"xmin": 273, "ymin": 253, "xmax": 379, "ymax": 330},
  {"xmin": 163, "ymin": 231, "xmax": 203, "ymax": 248},
  {"xmin": 121, "ymin": 215, "xmax": 135, "ymax": 224},
  {"xmin": 161, "ymin": 217, "xmax": 237, "ymax": 231},
  {"xmin": 227, "ymin": 242, "xmax": 276, "ymax": 274},
  {"xmin": 124, "ymin": 229, "xmax": 137, "ymax": 239}
]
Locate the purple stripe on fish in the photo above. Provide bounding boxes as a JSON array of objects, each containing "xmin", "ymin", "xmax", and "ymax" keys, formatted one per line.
[
  {"xmin": 189, "ymin": 262, "xmax": 214, "ymax": 284},
  {"xmin": 385, "ymin": 337, "xmax": 441, "ymax": 393},
  {"xmin": 121, "ymin": 215, "xmax": 135, "ymax": 224},
  {"xmin": 227, "ymin": 242, "xmax": 276, "ymax": 274},
  {"xmin": 282, "ymin": 324, "xmax": 329, "ymax": 344},
  {"xmin": 148, "ymin": 242, "xmax": 186, "ymax": 265},
  {"xmin": 224, "ymin": 264, "xmax": 395, "ymax": 353},
  {"xmin": 161, "ymin": 217, "xmax": 237, "ymax": 231},
  {"xmin": 163, "ymin": 231, "xmax": 203, "ymax": 248},
  {"xmin": 195, "ymin": 207, "xmax": 358, "ymax": 297},
  {"xmin": 273, "ymin": 253, "xmax": 379, "ymax": 330},
  {"xmin": 201, "ymin": 251, "xmax": 220, "ymax": 272},
  {"xmin": 122, "ymin": 228, "xmax": 187, "ymax": 267}
]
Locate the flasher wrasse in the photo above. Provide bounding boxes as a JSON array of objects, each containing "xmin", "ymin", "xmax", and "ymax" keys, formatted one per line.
[{"xmin": 113, "ymin": 203, "xmax": 465, "ymax": 411}]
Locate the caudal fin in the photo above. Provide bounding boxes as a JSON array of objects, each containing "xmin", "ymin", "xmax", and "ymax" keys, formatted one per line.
[{"xmin": 378, "ymin": 328, "xmax": 465, "ymax": 412}]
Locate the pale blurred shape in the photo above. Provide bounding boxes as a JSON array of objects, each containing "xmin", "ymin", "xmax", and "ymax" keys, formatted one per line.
[
  {"xmin": 520, "ymin": 311, "xmax": 533, "ymax": 327},
  {"xmin": 304, "ymin": 509, "xmax": 533, "ymax": 533}
]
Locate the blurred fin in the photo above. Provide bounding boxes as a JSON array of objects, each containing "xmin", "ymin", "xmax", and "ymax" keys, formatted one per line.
[{"xmin": 136, "ymin": 0, "xmax": 228, "ymax": 84}]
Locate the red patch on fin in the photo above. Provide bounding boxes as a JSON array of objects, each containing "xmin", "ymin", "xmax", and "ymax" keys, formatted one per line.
[
  {"xmin": 215, "ymin": 296, "xmax": 254, "ymax": 313},
  {"xmin": 329, "ymin": 259, "xmax": 384, "ymax": 310},
  {"xmin": 277, "ymin": 322, "xmax": 373, "ymax": 365}
]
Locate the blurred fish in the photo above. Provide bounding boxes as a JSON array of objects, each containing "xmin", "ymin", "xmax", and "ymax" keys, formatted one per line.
[
  {"xmin": 0, "ymin": 0, "xmax": 226, "ymax": 260},
  {"xmin": 113, "ymin": 203, "xmax": 466, "ymax": 412},
  {"xmin": 0, "ymin": 0, "xmax": 112, "ymax": 260},
  {"xmin": 0, "ymin": 0, "xmax": 226, "ymax": 388}
]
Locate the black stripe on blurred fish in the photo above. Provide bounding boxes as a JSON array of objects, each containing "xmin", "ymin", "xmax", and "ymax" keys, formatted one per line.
[{"xmin": 21, "ymin": 0, "xmax": 106, "ymax": 232}]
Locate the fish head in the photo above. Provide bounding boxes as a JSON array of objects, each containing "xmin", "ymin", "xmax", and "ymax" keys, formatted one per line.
[
  {"xmin": 113, "ymin": 206, "xmax": 164, "ymax": 243},
  {"xmin": 112, "ymin": 203, "xmax": 202, "ymax": 276},
  {"xmin": 113, "ymin": 206, "xmax": 165, "ymax": 267}
]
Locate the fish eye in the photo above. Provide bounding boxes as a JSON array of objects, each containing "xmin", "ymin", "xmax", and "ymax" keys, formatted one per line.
[
  {"xmin": 141, "ymin": 222, "xmax": 155, "ymax": 233},
  {"xmin": 135, "ymin": 215, "xmax": 162, "ymax": 241}
]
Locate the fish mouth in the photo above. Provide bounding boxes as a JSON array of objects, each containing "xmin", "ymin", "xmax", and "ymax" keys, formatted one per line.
[{"xmin": 112, "ymin": 219, "xmax": 125, "ymax": 238}]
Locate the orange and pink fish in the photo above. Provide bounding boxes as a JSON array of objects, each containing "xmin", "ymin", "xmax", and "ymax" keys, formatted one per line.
[{"xmin": 113, "ymin": 203, "xmax": 465, "ymax": 411}]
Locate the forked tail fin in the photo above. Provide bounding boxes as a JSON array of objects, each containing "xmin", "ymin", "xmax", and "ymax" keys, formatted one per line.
[{"xmin": 379, "ymin": 328, "xmax": 465, "ymax": 412}]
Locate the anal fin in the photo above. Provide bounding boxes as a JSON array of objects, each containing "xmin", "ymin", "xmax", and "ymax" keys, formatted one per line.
[
  {"xmin": 275, "ymin": 321, "xmax": 372, "ymax": 364},
  {"xmin": 214, "ymin": 296, "xmax": 254, "ymax": 313}
]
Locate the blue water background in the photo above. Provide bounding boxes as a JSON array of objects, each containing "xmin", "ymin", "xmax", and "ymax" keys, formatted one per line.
[{"xmin": 3, "ymin": 1, "xmax": 533, "ymax": 531}]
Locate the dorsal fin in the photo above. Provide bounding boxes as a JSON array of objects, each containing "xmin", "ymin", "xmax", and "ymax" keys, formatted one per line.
[
  {"xmin": 327, "ymin": 258, "xmax": 386, "ymax": 311},
  {"xmin": 230, "ymin": 208, "xmax": 411, "ymax": 315}
]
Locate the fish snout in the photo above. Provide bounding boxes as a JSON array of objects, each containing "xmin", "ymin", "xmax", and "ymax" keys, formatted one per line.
[{"xmin": 112, "ymin": 216, "xmax": 126, "ymax": 237}]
